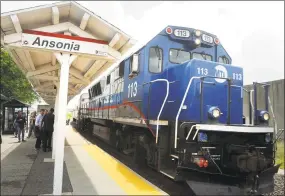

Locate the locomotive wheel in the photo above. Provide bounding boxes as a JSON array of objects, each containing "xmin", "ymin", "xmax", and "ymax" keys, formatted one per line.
[
  {"xmin": 115, "ymin": 129, "xmax": 123, "ymax": 152},
  {"xmin": 115, "ymin": 139, "xmax": 121, "ymax": 152},
  {"xmin": 133, "ymin": 135, "xmax": 147, "ymax": 168}
]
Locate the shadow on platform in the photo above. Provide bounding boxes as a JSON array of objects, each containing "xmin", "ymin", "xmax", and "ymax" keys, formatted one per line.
[{"xmin": 1, "ymin": 128, "xmax": 98, "ymax": 195}]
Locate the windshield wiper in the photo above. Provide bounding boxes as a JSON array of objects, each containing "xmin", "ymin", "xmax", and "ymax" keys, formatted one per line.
[
  {"xmin": 200, "ymin": 51, "xmax": 207, "ymax": 60},
  {"xmin": 154, "ymin": 46, "xmax": 161, "ymax": 60},
  {"xmin": 176, "ymin": 48, "xmax": 183, "ymax": 58}
]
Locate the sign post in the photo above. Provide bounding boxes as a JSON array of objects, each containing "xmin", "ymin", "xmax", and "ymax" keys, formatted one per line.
[
  {"xmin": 52, "ymin": 86, "xmax": 60, "ymax": 160},
  {"xmin": 53, "ymin": 53, "xmax": 77, "ymax": 195}
]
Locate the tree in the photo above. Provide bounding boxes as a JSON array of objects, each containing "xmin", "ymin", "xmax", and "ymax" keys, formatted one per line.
[{"xmin": 0, "ymin": 48, "xmax": 39, "ymax": 104}]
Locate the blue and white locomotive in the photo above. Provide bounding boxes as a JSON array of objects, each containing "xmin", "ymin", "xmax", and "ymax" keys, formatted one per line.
[{"xmin": 75, "ymin": 26, "xmax": 280, "ymax": 195}]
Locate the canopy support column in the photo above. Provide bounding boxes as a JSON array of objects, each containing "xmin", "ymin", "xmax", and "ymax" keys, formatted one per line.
[
  {"xmin": 26, "ymin": 107, "xmax": 28, "ymax": 131},
  {"xmin": 53, "ymin": 53, "xmax": 77, "ymax": 195},
  {"xmin": 52, "ymin": 86, "xmax": 60, "ymax": 160}
]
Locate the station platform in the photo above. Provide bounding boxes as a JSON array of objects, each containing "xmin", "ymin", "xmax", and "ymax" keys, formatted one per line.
[{"xmin": 1, "ymin": 126, "xmax": 168, "ymax": 195}]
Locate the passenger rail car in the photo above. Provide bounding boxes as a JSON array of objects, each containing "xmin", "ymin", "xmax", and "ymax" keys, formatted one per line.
[{"xmin": 74, "ymin": 26, "xmax": 280, "ymax": 195}]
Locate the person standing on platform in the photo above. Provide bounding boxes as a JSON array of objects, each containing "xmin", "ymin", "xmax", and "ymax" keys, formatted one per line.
[
  {"xmin": 35, "ymin": 109, "xmax": 45, "ymax": 150},
  {"xmin": 41, "ymin": 108, "xmax": 55, "ymax": 152},
  {"xmin": 13, "ymin": 117, "xmax": 18, "ymax": 138},
  {"xmin": 15, "ymin": 111, "xmax": 26, "ymax": 142},
  {"xmin": 27, "ymin": 111, "xmax": 36, "ymax": 139}
]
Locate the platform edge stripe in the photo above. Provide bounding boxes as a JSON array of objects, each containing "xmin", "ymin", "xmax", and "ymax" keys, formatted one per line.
[
  {"xmin": 69, "ymin": 127, "xmax": 167, "ymax": 195},
  {"xmin": 83, "ymin": 144, "xmax": 167, "ymax": 195}
]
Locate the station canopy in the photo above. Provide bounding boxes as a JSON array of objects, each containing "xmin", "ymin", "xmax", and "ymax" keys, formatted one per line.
[
  {"xmin": 2, "ymin": 98, "xmax": 30, "ymax": 108},
  {"xmin": 1, "ymin": 1, "xmax": 136, "ymax": 106}
]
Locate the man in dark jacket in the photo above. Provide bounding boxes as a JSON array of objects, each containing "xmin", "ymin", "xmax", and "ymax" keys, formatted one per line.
[
  {"xmin": 41, "ymin": 108, "xmax": 55, "ymax": 152},
  {"xmin": 15, "ymin": 111, "xmax": 26, "ymax": 142}
]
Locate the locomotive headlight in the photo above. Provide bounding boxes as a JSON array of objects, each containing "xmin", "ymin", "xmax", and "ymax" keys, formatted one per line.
[
  {"xmin": 212, "ymin": 109, "xmax": 220, "ymax": 118},
  {"xmin": 195, "ymin": 38, "xmax": 201, "ymax": 45},
  {"xmin": 208, "ymin": 107, "xmax": 221, "ymax": 119},
  {"xmin": 195, "ymin": 30, "xmax": 201, "ymax": 37},
  {"xmin": 259, "ymin": 111, "xmax": 270, "ymax": 121}
]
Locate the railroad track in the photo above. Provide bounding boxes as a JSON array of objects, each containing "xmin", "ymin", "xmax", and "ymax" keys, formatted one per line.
[{"xmin": 71, "ymin": 123, "xmax": 194, "ymax": 196}]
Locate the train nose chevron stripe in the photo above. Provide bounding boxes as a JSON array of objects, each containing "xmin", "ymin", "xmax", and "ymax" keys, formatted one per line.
[{"xmin": 83, "ymin": 144, "xmax": 166, "ymax": 195}]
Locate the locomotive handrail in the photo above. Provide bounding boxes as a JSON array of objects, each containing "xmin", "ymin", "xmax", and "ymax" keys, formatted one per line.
[
  {"xmin": 174, "ymin": 76, "xmax": 232, "ymax": 149},
  {"xmin": 250, "ymin": 90, "xmax": 254, "ymax": 125},
  {"xmin": 240, "ymin": 88, "xmax": 253, "ymax": 124},
  {"xmin": 143, "ymin": 79, "xmax": 169, "ymax": 144},
  {"xmin": 175, "ymin": 76, "xmax": 201, "ymax": 148},
  {"xmin": 268, "ymin": 95, "xmax": 278, "ymax": 153}
]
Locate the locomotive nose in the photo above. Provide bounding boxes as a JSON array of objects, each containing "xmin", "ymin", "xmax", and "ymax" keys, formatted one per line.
[{"xmin": 180, "ymin": 60, "xmax": 244, "ymax": 124}]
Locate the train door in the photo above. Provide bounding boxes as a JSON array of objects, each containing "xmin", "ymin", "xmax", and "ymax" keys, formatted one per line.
[
  {"xmin": 122, "ymin": 50, "xmax": 145, "ymax": 119},
  {"xmin": 142, "ymin": 44, "xmax": 166, "ymax": 122}
]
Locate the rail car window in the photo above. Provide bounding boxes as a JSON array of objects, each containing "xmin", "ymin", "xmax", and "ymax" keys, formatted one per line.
[
  {"xmin": 119, "ymin": 61, "xmax": 124, "ymax": 77},
  {"xmin": 88, "ymin": 89, "xmax": 91, "ymax": 99},
  {"xmin": 149, "ymin": 47, "xmax": 163, "ymax": 73},
  {"xmin": 169, "ymin": 49, "xmax": 191, "ymax": 64},
  {"xmin": 91, "ymin": 87, "xmax": 95, "ymax": 98},
  {"xmin": 107, "ymin": 75, "xmax": 110, "ymax": 85},
  {"xmin": 218, "ymin": 56, "xmax": 229, "ymax": 64},
  {"xmin": 90, "ymin": 83, "xmax": 102, "ymax": 98},
  {"xmin": 192, "ymin": 52, "xmax": 212, "ymax": 61}
]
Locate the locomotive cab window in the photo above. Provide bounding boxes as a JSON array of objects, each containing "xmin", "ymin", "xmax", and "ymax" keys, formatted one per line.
[
  {"xmin": 192, "ymin": 52, "xmax": 212, "ymax": 61},
  {"xmin": 129, "ymin": 53, "xmax": 140, "ymax": 78},
  {"xmin": 119, "ymin": 61, "xmax": 125, "ymax": 77},
  {"xmin": 169, "ymin": 49, "xmax": 191, "ymax": 64},
  {"xmin": 218, "ymin": 56, "xmax": 229, "ymax": 64},
  {"xmin": 107, "ymin": 75, "xmax": 110, "ymax": 85},
  {"xmin": 149, "ymin": 47, "xmax": 163, "ymax": 73}
]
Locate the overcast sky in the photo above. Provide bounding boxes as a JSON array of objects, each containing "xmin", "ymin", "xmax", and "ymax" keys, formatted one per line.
[{"xmin": 1, "ymin": 1, "xmax": 284, "ymax": 108}]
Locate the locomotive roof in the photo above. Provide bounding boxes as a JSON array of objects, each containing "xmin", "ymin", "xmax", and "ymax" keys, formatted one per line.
[{"xmin": 88, "ymin": 25, "xmax": 232, "ymax": 90}]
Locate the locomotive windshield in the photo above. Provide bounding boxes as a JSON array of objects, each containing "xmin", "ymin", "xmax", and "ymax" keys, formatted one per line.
[
  {"xmin": 218, "ymin": 56, "xmax": 230, "ymax": 64},
  {"xmin": 169, "ymin": 49, "xmax": 213, "ymax": 64},
  {"xmin": 192, "ymin": 52, "xmax": 212, "ymax": 61},
  {"xmin": 169, "ymin": 49, "xmax": 191, "ymax": 64}
]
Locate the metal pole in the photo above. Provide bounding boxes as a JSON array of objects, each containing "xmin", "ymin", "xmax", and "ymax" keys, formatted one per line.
[
  {"xmin": 52, "ymin": 88, "xmax": 60, "ymax": 159},
  {"xmin": 53, "ymin": 53, "xmax": 77, "ymax": 195},
  {"xmin": 26, "ymin": 107, "xmax": 28, "ymax": 134}
]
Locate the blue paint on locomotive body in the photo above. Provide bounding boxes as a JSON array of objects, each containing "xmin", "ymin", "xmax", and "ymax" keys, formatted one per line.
[
  {"xmin": 164, "ymin": 60, "xmax": 243, "ymax": 124},
  {"xmin": 88, "ymin": 25, "xmax": 245, "ymax": 126}
]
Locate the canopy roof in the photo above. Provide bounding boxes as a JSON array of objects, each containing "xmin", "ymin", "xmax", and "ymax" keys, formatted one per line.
[
  {"xmin": 2, "ymin": 98, "xmax": 30, "ymax": 108},
  {"xmin": 1, "ymin": 1, "xmax": 136, "ymax": 105}
]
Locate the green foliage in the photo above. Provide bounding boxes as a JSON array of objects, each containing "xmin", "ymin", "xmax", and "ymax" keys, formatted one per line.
[
  {"xmin": 0, "ymin": 48, "xmax": 39, "ymax": 104},
  {"xmin": 276, "ymin": 140, "xmax": 284, "ymax": 169},
  {"xmin": 66, "ymin": 112, "xmax": 72, "ymax": 119}
]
